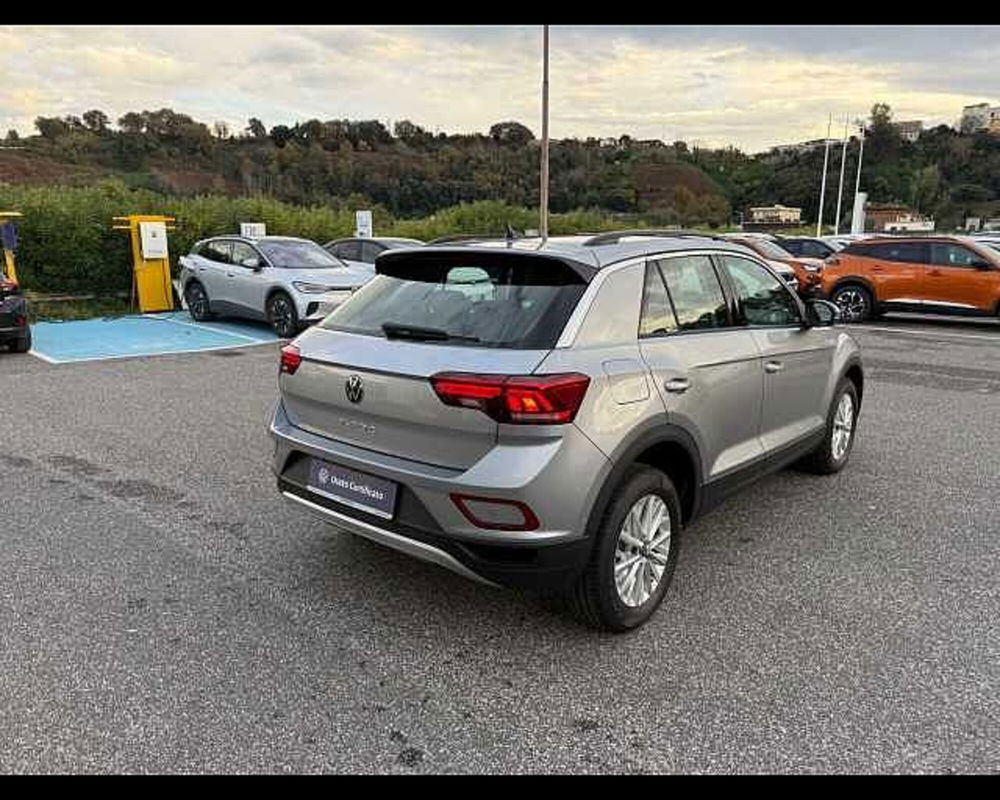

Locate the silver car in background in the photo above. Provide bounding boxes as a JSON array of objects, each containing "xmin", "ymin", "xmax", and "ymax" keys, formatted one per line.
[
  {"xmin": 269, "ymin": 231, "xmax": 864, "ymax": 631},
  {"xmin": 178, "ymin": 235, "xmax": 374, "ymax": 337},
  {"xmin": 323, "ymin": 236, "xmax": 425, "ymax": 271}
]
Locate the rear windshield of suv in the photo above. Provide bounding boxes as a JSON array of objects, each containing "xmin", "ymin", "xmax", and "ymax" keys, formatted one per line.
[{"xmin": 320, "ymin": 253, "xmax": 587, "ymax": 349}]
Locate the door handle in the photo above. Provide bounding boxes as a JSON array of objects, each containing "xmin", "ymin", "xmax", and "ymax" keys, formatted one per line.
[
  {"xmin": 928, "ymin": 269, "xmax": 942, "ymax": 276},
  {"xmin": 664, "ymin": 378, "xmax": 690, "ymax": 394},
  {"xmin": 764, "ymin": 361, "xmax": 783, "ymax": 374},
  {"xmin": 226, "ymin": 272, "xmax": 235, "ymax": 277},
  {"xmin": 871, "ymin": 265, "xmax": 884, "ymax": 272}
]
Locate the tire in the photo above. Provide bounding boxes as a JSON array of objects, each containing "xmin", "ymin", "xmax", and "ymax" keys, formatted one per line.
[
  {"xmin": 185, "ymin": 281, "xmax": 214, "ymax": 321},
  {"xmin": 831, "ymin": 283, "xmax": 874, "ymax": 323},
  {"xmin": 562, "ymin": 465, "xmax": 682, "ymax": 632},
  {"xmin": 797, "ymin": 378, "xmax": 860, "ymax": 475},
  {"xmin": 9, "ymin": 326, "xmax": 31, "ymax": 353},
  {"xmin": 267, "ymin": 291, "xmax": 299, "ymax": 338}
]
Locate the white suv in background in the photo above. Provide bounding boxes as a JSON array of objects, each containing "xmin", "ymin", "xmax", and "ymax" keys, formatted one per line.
[{"xmin": 178, "ymin": 236, "xmax": 376, "ymax": 337}]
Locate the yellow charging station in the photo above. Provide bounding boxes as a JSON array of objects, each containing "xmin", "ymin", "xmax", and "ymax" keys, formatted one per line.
[
  {"xmin": 0, "ymin": 211, "xmax": 22, "ymax": 283},
  {"xmin": 112, "ymin": 214, "xmax": 177, "ymax": 313}
]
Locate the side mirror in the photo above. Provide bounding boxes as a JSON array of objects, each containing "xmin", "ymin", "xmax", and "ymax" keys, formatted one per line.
[
  {"xmin": 240, "ymin": 256, "xmax": 262, "ymax": 271},
  {"xmin": 805, "ymin": 298, "xmax": 839, "ymax": 327},
  {"xmin": 971, "ymin": 259, "xmax": 993, "ymax": 270}
]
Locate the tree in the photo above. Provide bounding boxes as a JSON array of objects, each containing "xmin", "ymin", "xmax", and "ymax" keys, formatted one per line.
[
  {"xmin": 489, "ymin": 121, "xmax": 534, "ymax": 147},
  {"xmin": 35, "ymin": 116, "xmax": 70, "ymax": 138},
  {"xmin": 269, "ymin": 124, "xmax": 294, "ymax": 148},
  {"xmin": 213, "ymin": 121, "xmax": 230, "ymax": 139},
  {"xmin": 5, "ymin": 129, "xmax": 19, "ymax": 142},
  {"xmin": 118, "ymin": 112, "xmax": 145, "ymax": 134},
  {"xmin": 246, "ymin": 117, "xmax": 266, "ymax": 138},
  {"xmin": 82, "ymin": 109, "xmax": 109, "ymax": 133}
]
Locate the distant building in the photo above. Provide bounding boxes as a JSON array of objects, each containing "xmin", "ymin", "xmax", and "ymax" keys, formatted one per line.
[
  {"xmin": 866, "ymin": 203, "xmax": 934, "ymax": 233},
  {"xmin": 893, "ymin": 120, "xmax": 923, "ymax": 142},
  {"xmin": 771, "ymin": 138, "xmax": 839, "ymax": 156},
  {"xmin": 748, "ymin": 204, "xmax": 802, "ymax": 225},
  {"xmin": 960, "ymin": 102, "xmax": 1000, "ymax": 133}
]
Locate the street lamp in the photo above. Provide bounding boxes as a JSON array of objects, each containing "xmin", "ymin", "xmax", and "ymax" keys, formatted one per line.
[
  {"xmin": 851, "ymin": 119, "xmax": 867, "ymax": 234},
  {"xmin": 816, "ymin": 113, "xmax": 832, "ymax": 237},
  {"xmin": 833, "ymin": 115, "xmax": 849, "ymax": 235}
]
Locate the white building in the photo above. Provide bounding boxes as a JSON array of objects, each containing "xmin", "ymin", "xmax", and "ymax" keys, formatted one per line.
[
  {"xmin": 748, "ymin": 204, "xmax": 802, "ymax": 225},
  {"xmin": 960, "ymin": 103, "xmax": 1000, "ymax": 133}
]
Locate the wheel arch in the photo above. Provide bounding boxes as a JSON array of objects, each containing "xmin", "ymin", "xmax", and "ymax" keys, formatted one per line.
[
  {"xmin": 586, "ymin": 422, "xmax": 704, "ymax": 536},
  {"xmin": 831, "ymin": 275, "xmax": 879, "ymax": 302}
]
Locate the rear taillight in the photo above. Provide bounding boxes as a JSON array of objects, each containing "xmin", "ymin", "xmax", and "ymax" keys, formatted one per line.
[
  {"xmin": 14, "ymin": 314, "xmax": 26, "ymax": 327},
  {"xmin": 430, "ymin": 372, "xmax": 591, "ymax": 425},
  {"xmin": 280, "ymin": 344, "xmax": 302, "ymax": 375}
]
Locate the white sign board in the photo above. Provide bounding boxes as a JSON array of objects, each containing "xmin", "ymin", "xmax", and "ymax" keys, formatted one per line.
[
  {"xmin": 139, "ymin": 221, "xmax": 169, "ymax": 260},
  {"xmin": 355, "ymin": 210, "xmax": 373, "ymax": 238},
  {"xmin": 240, "ymin": 222, "xmax": 266, "ymax": 238}
]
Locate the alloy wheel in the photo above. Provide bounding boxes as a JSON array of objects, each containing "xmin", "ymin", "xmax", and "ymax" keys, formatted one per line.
[
  {"xmin": 831, "ymin": 392, "xmax": 855, "ymax": 462},
  {"xmin": 834, "ymin": 288, "xmax": 868, "ymax": 322},
  {"xmin": 613, "ymin": 493, "xmax": 672, "ymax": 608},
  {"xmin": 270, "ymin": 296, "xmax": 295, "ymax": 337}
]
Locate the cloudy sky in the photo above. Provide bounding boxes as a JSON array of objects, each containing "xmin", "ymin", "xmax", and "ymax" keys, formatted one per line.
[{"xmin": 0, "ymin": 25, "xmax": 996, "ymax": 152}]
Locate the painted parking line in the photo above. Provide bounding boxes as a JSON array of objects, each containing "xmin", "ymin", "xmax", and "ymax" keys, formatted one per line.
[
  {"xmin": 146, "ymin": 313, "xmax": 271, "ymax": 343},
  {"xmin": 858, "ymin": 325, "xmax": 1000, "ymax": 343}
]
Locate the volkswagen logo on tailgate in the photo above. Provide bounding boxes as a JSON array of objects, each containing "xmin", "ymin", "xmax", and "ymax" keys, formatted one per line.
[{"xmin": 345, "ymin": 374, "xmax": 364, "ymax": 404}]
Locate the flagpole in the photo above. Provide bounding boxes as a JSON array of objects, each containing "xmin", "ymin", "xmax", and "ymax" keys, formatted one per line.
[
  {"xmin": 540, "ymin": 25, "xmax": 550, "ymax": 244},
  {"xmin": 834, "ymin": 115, "xmax": 849, "ymax": 235},
  {"xmin": 816, "ymin": 113, "xmax": 832, "ymax": 237}
]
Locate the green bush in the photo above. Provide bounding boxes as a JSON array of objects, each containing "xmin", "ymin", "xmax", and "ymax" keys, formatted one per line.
[{"xmin": 1, "ymin": 180, "xmax": 697, "ymax": 296}]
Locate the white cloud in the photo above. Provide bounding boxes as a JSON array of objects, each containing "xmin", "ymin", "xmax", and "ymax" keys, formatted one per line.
[{"xmin": 0, "ymin": 25, "xmax": 993, "ymax": 151}]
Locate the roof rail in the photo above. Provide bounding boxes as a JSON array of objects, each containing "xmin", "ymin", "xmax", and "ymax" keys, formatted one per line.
[
  {"xmin": 425, "ymin": 233, "xmax": 501, "ymax": 245},
  {"xmin": 582, "ymin": 229, "xmax": 726, "ymax": 246}
]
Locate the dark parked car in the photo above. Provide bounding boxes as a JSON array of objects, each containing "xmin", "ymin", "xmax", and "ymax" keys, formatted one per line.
[
  {"xmin": 778, "ymin": 237, "xmax": 838, "ymax": 260},
  {"xmin": 323, "ymin": 237, "xmax": 424, "ymax": 270},
  {"xmin": 0, "ymin": 275, "xmax": 31, "ymax": 353}
]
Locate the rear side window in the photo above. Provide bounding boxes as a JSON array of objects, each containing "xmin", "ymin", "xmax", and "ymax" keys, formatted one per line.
[
  {"xmin": 639, "ymin": 262, "xmax": 678, "ymax": 337},
  {"xmin": 321, "ymin": 254, "xmax": 587, "ymax": 349},
  {"xmin": 655, "ymin": 255, "xmax": 729, "ymax": 331},
  {"xmin": 855, "ymin": 242, "xmax": 928, "ymax": 263},
  {"xmin": 198, "ymin": 240, "xmax": 232, "ymax": 263},
  {"xmin": 930, "ymin": 243, "xmax": 984, "ymax": 268}
]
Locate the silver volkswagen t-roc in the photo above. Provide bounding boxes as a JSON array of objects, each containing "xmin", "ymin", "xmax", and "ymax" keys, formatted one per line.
[{"xmin": 269, "ymin": 231, "xmax": 863, "ymax": 630}]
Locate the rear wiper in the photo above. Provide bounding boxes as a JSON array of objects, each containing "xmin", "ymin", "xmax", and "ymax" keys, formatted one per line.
[{"xmin": 381, "ymin": 322, "xmax": 480, "ymax": 342}]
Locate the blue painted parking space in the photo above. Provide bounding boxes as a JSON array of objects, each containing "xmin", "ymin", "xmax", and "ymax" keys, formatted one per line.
[{"xmin": 30, "ymin": 311, "xmax": 279, "ymax": 364}]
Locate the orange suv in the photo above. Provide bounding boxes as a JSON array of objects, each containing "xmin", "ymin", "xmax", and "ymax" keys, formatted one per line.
[
  {"xmin": 819, "ymin": 236, "xmax": 1000, "ymax": 322},
  {"xmin": 724, "ymin": 235, "xmax": 825, "ymax": 296}
]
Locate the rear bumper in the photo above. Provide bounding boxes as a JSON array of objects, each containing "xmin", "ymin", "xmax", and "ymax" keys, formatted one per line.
[
  {"xmin": 0, "ymin": 295, "xmax": 28, "ymax": 336},
  {"xmin": 268, "ymin": 400, "xmax": 606, "ymax": 590}
]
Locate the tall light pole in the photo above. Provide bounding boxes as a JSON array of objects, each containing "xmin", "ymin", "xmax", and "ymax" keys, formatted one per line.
[
  {"xmin": 540, "ymin": 24, "xmax": 550, "ymax": 243},
  {"xmin": 833, "ymin": 115, "xmax": 849, "ymax": 235},
  {"xmin": 816, "ymin": 113, "xmax": 832, "ymax": 236}
]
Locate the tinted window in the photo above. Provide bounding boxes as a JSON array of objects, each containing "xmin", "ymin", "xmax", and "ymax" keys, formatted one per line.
[
  {"xmin": 930, "ymin": 243, "xmax": 985, "ymax": 268},
  {"xmin": 336, "ymin": 241, "xmax": 362, "ymax": 262},
  {"xmin": 199, "ymin": 240, "xmax": 232, "ymax": 264},
  {"xmin": 230, "ymin": 242, "xmax": 260, "ymax": 268},
  {"xmin": 256, "ymin": 240, "xmax": 343, "ymax": 269},
  {"xmin": 639, "ymin": 262, "xmax": 677, "ymax": 337},
  {"xmin": 859, "ymin": 242, "xmax": 928, "ymax": 263},
  {"xmin": 800, "ymin": 240, "xmax": 834, "ymax": 258},
  {"xmin": 656, "ymin": 255, "xmax": 729, "ymax": 331},
  {"xmin": 781, "ymin": 240, "xmax": 805, "ymax": 256},
  {"xmin": 744, "ymin": 239, "xmax": 794, "ymax": 260},
  {"xmin": 360, "ymin": 241, "xmax": 383, "ymax": 263},
  {"xmin": 721, "ymin": 255, "xmax": 801, "ymax": 327},
  {"xmin": 321, "ymin": 255, "xmax": 586, "ymax": 349}
]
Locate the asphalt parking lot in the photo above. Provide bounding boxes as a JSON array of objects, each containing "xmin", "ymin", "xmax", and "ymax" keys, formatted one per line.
[{"xmin": 1, "ymin": 314, "xmax": 999, "ymax": 773}]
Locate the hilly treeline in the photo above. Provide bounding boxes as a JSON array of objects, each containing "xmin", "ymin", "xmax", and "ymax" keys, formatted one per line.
[{"xmin": 15, "ymin": 110, "xmax": 731, "ymax": 226}]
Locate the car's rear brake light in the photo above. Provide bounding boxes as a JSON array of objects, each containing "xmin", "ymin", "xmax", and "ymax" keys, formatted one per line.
[
  {"xmin": 280, "ymin": 344, "xmax": 302, "ymax": 374},
  {"xmin": 450, "ymin": 493, "xmax": 540, "ymax": 531},
  {"xmin": 430, "ymin": 372, "xmax": 590, "ymax": 424}
]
